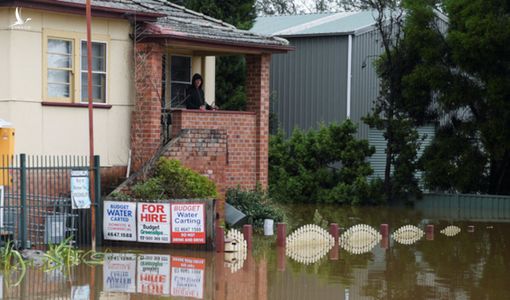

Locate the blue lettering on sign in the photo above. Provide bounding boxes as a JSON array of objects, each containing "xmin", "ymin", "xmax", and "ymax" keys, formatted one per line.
[{"xmin": 107, "ymin": 209, "xmax": 133, "ymax": 222}]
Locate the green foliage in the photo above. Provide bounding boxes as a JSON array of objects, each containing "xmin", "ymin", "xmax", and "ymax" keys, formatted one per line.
[
  {"xmin": 312, "ymin": 209, "xmax": 328, "ymax": 229},
  {"xmin": 226, "ymin": 186, "xmax": 284, "ymax": 230},
  {"xmin": 0, "ymin": 241, "xmax": 26, "ymax": 286},
  {"xmin": 43, "ymin": 236, "xmax": 105, "ymax": 272},
  {"xmin": 131, "ymin": 158, "xmax": 217, "ymax": 199},
  {"xmin": 420, "ymin": 126, "xmax": 488, "ymax": 193},
  {"xmin": 269, "ymin": 120, "xmax": 383, "ymax": 204},
  {"xmin": 132, "ymin": 177, "xmax": 165, "ymax": 200}
]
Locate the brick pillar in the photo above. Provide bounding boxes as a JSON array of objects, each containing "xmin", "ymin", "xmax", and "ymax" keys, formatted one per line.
[
  {"xmin": 246, "ymin": 54, "xmax": 271, "ymax": 188},
  {"xmin": 131, "ymin": 43, "xmax": 163, "ymax": 172}
]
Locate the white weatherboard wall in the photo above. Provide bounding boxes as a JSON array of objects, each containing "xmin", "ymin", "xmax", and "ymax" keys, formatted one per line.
[{"xmin": 0, "ymin": 8, "xmax": 133, "ymax": 166}]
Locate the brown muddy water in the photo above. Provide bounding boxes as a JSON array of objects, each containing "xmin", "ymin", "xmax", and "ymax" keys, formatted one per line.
[{"xmin": 2, "ymin": 200, "xmax": 510, "ymax": 299}]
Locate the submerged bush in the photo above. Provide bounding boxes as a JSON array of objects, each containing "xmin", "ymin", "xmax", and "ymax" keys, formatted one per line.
[
  {"xmin": 226, "ymin": 186, "xmax": 284, "ymax": 230},
  {"xmin": 269, "ymin": 120, "xmax": 383, "ymax": 204},
  {"xmin": 130, "ymin": 158, "xmax": 217, "ymax": 199}
]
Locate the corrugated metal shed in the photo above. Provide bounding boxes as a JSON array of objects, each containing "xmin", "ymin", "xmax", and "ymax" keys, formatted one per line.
[
  {"xmin": 252, "ymin": 11, "xmax": 375, "ymax": 36},
  {"xmin": 270, "ymin": 36, "xmax": 349, "ymax": 136}
]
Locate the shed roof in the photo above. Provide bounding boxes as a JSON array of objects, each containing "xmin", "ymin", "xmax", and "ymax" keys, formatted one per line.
[
  {"xmin": 252, "ymin": 11, "xmax": 378, "ymax": 37},
  {"xmin": 4, "ymin": 0, "xmax": 290, "ymax": 52}
]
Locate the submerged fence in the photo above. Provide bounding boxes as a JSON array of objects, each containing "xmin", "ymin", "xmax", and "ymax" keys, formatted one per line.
[{"xmin": 0, "ymin": 154, "xmax": 101, "ymax": 248}]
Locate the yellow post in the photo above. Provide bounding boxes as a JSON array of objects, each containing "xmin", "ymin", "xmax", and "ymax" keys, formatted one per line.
[{"xmin": 0, "ymin": 128, "xmax": 15, "ymax": 186}]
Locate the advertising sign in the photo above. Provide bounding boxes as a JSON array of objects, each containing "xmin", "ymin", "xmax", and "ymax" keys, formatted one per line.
[
  {"xmin": 70, "ymin": 170, "xmax": 90, "ymax": 209},
  {"xmin": 170, "ymin": 203, "xmax": 206, "ymax": 244},
  {"xmin": 137, "ymin": 203, "xmax": 171, "ymax": 243},
  {"xmin": 170, "ymin": 256, "xmax": 206, "ymax": 299},
  {"xmin": 104, "ymin": 201, "xmax": 137, "ymax": 241},
  {"xmin": 103, "ymin": 253, "xmax": 137, "ymax": 293},
  {"xmin": 137, "ymin": 254, "xmax": 170, "ymax": 295}
]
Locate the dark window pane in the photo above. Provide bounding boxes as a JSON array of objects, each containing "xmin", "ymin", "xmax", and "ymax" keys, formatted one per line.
[
  {"xmin": 171, "ymin": 83, "xmax": 189, "ymax": 108},
  {"xmin": 170, "ymin": 56, "xmax": 191, "ymax": 82},
  {"xmin": 81, "ymin": 41, "xmax": 106, "ymax": 72}
]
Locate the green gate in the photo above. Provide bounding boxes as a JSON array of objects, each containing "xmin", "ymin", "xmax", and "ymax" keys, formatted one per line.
[{"xmin": 0, "ymin": 154, "xmax": 102, "ymax": 249}]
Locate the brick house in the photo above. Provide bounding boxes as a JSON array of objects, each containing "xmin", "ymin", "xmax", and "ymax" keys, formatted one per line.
[{"xmin": 0, "ymin": 1, "xmax": 291, "ymax": 193}]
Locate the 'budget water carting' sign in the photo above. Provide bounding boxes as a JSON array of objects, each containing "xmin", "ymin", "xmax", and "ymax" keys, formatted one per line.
[
  {"xmin": 171, "ymin": 256, "xmax": 205, "ymax": 299},
  {"xmin": 137, "ymin": 203, "xmax": 171, "ymax": 243},
  {"xmin": 103, "ymin": 201, "xmax": 137, "ymax": 241},
  {"xmin": 137, "ymin": 254, "xmax": 170, "ymax": 295},
  {"xmin": 170, "ymin": 203, "xmax": 206, "ymax": 244},
  {"xmin": 103, "ymin": 253, "xmax": 137, "ymax": 293}
]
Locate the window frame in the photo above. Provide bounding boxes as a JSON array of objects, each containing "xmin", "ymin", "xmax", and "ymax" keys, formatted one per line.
[
  {"xmin": 79, "ymin": 39, "xmax": 108, "ymax": 103},
  {"xmin": 42, "ymin": 29, "xmax": 110, "ymax": 104},
  {"xmin": 169, "ymin": 55, "xmax": 192, "ymax": 108}
]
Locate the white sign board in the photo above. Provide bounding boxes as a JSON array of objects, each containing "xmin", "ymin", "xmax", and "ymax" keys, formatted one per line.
[
  {"xmin": 171, "ymin": 256, "xmax": 205, "ymax": 299},
  {"xmin": 103, "ymin": 253, "xmax": 137, "ymax": 293},
  {"xmin": 137, "ymin": 254, "xmax": 170, "ymax": 295},
  {"xmin": 71, "ymin": 170, "xmax": 90, "ymax": 209},
  {"xmin": 171, "ymin": 203, "xmax": 206, "ymax": 244},
  {"xmin": 103, "ymin": 201, "xmax": 137, "ymax": 241},
  {"xmin": 71, "ymin": 285, "xmax": 90, "ymax": 300},
  {"xmin": 137, "ymin": 203, "xmax": 171, "ymax": 243}
]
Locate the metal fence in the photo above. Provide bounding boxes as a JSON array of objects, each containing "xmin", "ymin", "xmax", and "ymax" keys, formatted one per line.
[{"xmin": 0, "ymin": 154, "xmax": 101, "ymax": 249}]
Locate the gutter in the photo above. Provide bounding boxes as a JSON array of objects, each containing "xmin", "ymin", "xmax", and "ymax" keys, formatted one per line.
[
  {"xmin": 140, "ymin": 33, "xmax": 295, "ymax": 53},
  {"xmin": 346, "ymin": 34, "xmax": 352, "ymax": 119}
]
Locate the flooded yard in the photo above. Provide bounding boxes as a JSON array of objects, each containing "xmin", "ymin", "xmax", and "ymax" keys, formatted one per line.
[{"xmin": 2, "ymin": 198, "xmax": 510, "ymax": 299}]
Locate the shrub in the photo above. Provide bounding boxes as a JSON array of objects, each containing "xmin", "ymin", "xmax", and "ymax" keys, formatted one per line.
[
  {"xmin": 226, "ymin": 186, "xmax": 284, "ymax": 230},
  {"xmin": 269, "ymin": 120, "xmax": 383, "ymax": 204},
  {"xmin": 130, "ymin": 158, "xmax": 217, "ymax": 199}
]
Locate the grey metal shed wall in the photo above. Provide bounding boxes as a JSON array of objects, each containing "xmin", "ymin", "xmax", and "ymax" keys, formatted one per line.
[
  {"xmin": 368, "ymin": 124, "xmax": 436, "ymax": 185},
  {"xmin": 350, "ymin": 29, "xmax": 384, "ymax": 140},
  {"xmin": 269, "ymin": 36, "xmax": 349, "ymax": 136}
]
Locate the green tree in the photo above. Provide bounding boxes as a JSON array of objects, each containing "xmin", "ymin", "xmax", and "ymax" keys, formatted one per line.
[
  {"xmin": 269, "ymin": 120, "xmax": 382, "ymax": 204},
  {"xmin": 343, "ymin": 0, "xmax": 442, "ymax": 201},
  {"xmin": 414, "ymin": 0, "xmax": 510, "ymax": 194},
  {"xmin": 171, "ymin": 0, "xmax": 257, "ymax": 110}
]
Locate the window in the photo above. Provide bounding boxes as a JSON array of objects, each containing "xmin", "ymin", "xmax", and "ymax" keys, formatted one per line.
[
  {"xmin": 44, "ymin": 30, "xmax": 108, "ymax": 104},
  {"xmin": 81, "ymin": 41, "xmax": 107, "ymax": 103},
  {"xmin": 47, "ymin": 39, "xmax": 73, "ymax": 99},
  {"xmin": 170, "ymin": 55, "xmax": 191, "ymax": 108}
]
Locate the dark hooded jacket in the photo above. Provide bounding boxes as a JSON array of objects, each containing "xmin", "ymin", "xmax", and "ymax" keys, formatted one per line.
[{"xmin": 186, "ymin": 73, "xmax": 206, "ymax": 109}]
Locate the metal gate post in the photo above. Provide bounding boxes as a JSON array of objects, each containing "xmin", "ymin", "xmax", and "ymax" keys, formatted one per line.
[
  {"xmin": 94, "ymin": 155, "xmax": 102, "ymax": 246},
  {"xmin": 20, "ymin": 154, "xmax": 27, "ymax": 249}
]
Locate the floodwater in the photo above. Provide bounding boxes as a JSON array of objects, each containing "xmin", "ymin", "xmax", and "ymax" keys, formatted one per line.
[{"xmin": 2, "ymin": 197, "xmax": 510, "ymax": 299}]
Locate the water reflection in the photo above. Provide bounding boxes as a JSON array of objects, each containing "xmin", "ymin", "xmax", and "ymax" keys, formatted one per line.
[
  {"xmin": 392, "ymin": 225, "xmax": 425, "ymax": 245},
  {"xmin": 440, "ymin": 225, "xmax": 462, "ymax": 237},
  {"xmin": 339, "ymin": 224, "xmax": 381, "ymax": 254},
  {"xmin": 286, "ymin": 225, "xmax": 334, "ymax": 264},
  {"xmin": 1, "ymin": 202, "xmax": 510, "ymax": 299}
]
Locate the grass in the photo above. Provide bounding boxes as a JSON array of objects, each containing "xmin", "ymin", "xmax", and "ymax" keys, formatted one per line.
[
  {"xmin": 43, "ymin": 236, "xmax": 107, "ymax": 273},
  {"xmin": 0, "ymin": 241, "xmax": 26, "ymax": 286}
]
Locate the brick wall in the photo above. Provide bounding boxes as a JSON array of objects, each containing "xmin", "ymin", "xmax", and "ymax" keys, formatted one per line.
[
  {"xmin": 130, "ymin": 43, "xmax": 164, "ymax": 172},
  {"xmin": 246, "ymin": 54, "xmax": 271, "ymax": 188},
  {"xmin": 170, "ymin": 110, "xmax": 257, "ymax": 190}
]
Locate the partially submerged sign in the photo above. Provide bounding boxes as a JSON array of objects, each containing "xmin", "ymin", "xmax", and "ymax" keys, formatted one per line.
[
  {"xmin": 137, "ymin": 254, "xmax": 170, "ymax": 295},
  {"xmin": 71, "ymin": 170, "xmax": 90, "ymax": 209},
  {"xmin": 170, "ymin": 203, "xmax": 206, "ymax": 244},
  {"xmin": 103, "ymin": 201, "xmax": 137, "ymax": 241},
  {"xmin": 171, "ymin": 256, "xmax": 206, "ymax": 299},
  {"xmin": 137, "ymin": 203, "xmax": 171, "ymax": 243},
  {"xmin": 103, "ymin": 253, "xmax": 137, "ymax": 293}
]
